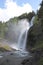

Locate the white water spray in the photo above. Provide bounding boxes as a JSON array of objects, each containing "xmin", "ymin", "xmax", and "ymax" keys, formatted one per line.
[
  {"xmin": 18, "ymin": 17, "xmax": 35, "ymax": 51},
  {"xmin": 10, "ymin": 17, "xmax": 35, "ymax": 53}
]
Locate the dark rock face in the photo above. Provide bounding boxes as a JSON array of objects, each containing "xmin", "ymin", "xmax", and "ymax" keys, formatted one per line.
[{"xmin": 26, "ymin": 20, "xmax": 43, "ymax": 50}]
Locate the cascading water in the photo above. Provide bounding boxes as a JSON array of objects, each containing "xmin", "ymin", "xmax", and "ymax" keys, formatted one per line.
[
  {"xmin": 18, "ymin": 17, "xmax": 35, "ymax": 52},
  {"xmin": 17, "ymin": 19, "xmax": 29, "ymax": 51},
  {"xmin": 9, "ymin": 17, "xmax": 35, "ymax": 56},
  {"xmin": 18, "ymin": 26, "xmax": 29, "ymax": 51},
  {"xmin": 18, "ymin": 30, "xmax": 27, "ymax": 51}
]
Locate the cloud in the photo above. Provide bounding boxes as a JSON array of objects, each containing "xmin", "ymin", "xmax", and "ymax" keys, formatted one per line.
[{"xmin": 0, "ymin": 0, "xmax": 32, "ymax": 22}]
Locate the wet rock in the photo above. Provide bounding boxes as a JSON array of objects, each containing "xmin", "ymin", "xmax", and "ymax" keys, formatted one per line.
[{"xmin": 21, "ymin": 48, "xmax": 43, "ymax": 65}]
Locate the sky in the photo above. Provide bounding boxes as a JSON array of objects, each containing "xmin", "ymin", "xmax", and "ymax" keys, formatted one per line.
[{"xmin": 0, "ymin": 0, "xmax": 42, "ymax": 22}]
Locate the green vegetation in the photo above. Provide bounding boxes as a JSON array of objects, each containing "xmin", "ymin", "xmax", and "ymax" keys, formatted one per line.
[
  {"xmin": 31, "ymin": 41, "xmax": 43, "ymax": 51},
  {"xmin": 0, "ymin": 22, "xmax": 8, "ymax": 39},
  {"xmin": 18, "ymin": 11, "xmax": 35, "ymax": 21},
  {"xmin": 37, "ymin": 0, "xmax": 43, "ymax": 19},
  {"xmin": 33, "ymin": 15, "xmax": 39, "ymax": 24},
  {"xmin": 7, "ymin": 17, "xmax": 19, "ymax": 23}
]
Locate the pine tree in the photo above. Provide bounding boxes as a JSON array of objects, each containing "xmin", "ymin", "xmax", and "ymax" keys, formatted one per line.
[
  {"xmin": 37, "ymin": 0, "xmax": 43, "ymax": 19},
  {"xmin": 37, "ymin": 0, "xmax": 43, "ymax": 32}
]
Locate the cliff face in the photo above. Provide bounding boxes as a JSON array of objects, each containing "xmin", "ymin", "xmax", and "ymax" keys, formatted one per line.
[
  {"xmin": 26, "ymin": 20, "xmax": 43, "ymax": 50},
  {"xmin": 25, "ymin": 18, "xmax": 43, "ymax": 65}
]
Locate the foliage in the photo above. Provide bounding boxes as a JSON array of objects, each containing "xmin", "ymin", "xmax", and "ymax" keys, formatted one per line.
[
  {"xmin": 0, "ymin": 22, "xmax": 6, "ymax": 38},
  {"xmin": 7, "ymin": 17, "xmax": 19, "ymax": 23},
  {"xmin": 37, "ymin": 0, "xmax": 43, "ymax": 19},
  {"xmin": 33, "ymin": 15, "xmax": 39, "ymax": 24},
  {"xmin": 18, "ymin": 11, "xmax": 35, "ymax": 21}
]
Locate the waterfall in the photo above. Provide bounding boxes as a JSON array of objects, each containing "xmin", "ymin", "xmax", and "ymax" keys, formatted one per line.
[
  {"xmin": 18, "ymin": 30, "xmax": 27, "ymax": 51},
  {"xmin": 10, "ymin": 16, "xmax": 35, "ymax": 52},
  {"xmin": 18, "ymin": 17, "xmax": 35, "ymax": 51}
]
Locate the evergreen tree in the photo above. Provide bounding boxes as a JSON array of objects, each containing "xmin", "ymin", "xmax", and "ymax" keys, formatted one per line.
[
  {"xmin": 37, "ymin": 0, "xmax": 43, "ymax": 32},
  {"xmin": 37, "ymin": 0, "xmax": 43, "ymax": 19}
]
